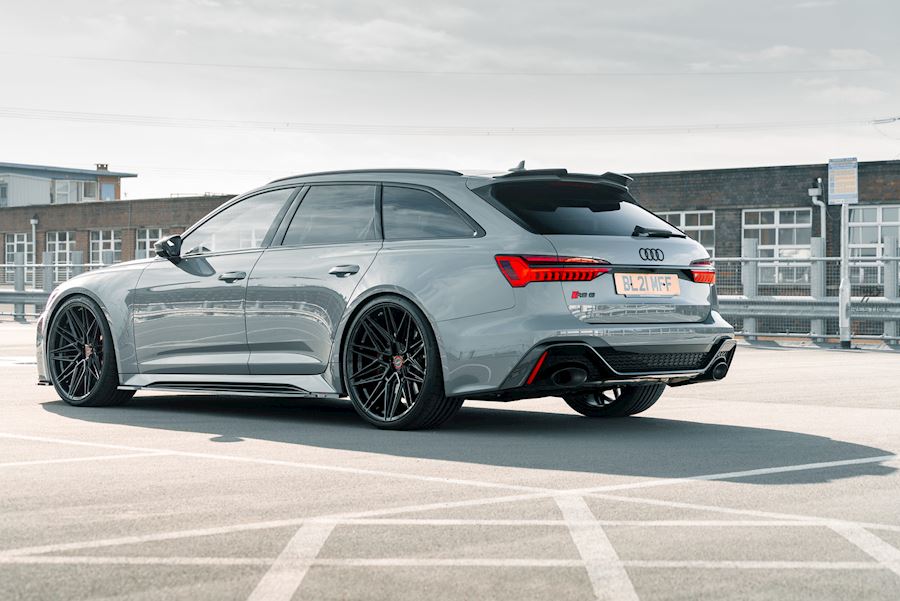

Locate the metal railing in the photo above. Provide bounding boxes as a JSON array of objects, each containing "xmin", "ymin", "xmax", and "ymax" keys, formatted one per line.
[
  {"xmin": 3, "ymin": 240, "xmax": 900, "ymax": 344},
  {"xmin": 716, "ymin": 237, "xmax": 900, "ymax": 342},
  {"xmin": 0, "ymin": 250, "xmax": 115, "ymax": 320}
]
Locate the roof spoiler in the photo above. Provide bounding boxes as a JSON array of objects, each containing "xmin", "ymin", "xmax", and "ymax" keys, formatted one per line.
[{"xmin": 494, "ymin": 166, "xmax": 633, "ymax": 189}]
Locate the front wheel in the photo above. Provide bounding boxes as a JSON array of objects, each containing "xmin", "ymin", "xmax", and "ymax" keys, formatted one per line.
[
  {"xmin": 47, "ymin": 296, "xmax": 134, "ymax": 407},
  {"xmin": 343, "ymin": 295, "xmax": 462, "ymax": 430},
  {"xmin": 562, "ymin": 384, "xmax": 665, "ymax": 417}
]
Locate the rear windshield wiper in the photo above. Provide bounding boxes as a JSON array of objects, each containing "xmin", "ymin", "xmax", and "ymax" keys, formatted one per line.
[{"xmin": 632, "ymin": 225, "xmax": 686, "ymax": 238}]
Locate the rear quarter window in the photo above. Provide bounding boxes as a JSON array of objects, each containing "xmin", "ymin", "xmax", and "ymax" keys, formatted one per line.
[
  {"xmin": 382, "ymin": 186, "xmax": 477, "ymax": 240},
  {"xmin": 477, "ymin": 180, "xmax": 680, "ymax": 237}
]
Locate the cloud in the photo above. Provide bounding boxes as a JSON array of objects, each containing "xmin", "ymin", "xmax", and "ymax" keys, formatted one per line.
[
  {"xmin": 817, "ymin": 85, "xmax": 887, "ymax": 105},
  {"xmin": 794, "ymin": 0, "xmax": 837, "ymax": 8},
  {"xmin": 738, "ymin": 45, "xmax": 807, "ymax": 62},
  {"xmin": 820, "ymin": 48, "xmax": 882, "ymax": 69}
]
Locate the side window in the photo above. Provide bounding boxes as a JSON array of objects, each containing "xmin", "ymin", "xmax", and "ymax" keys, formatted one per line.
[
  {"xmin": 382, "ymin": 186, "xmax": 476, "ymax": 240},
  {"xmin": 282, "ymin": 185, "xmax": 378, "ymax": 246},
  {"xmin": 183, "ymin": 188, "xmax": 294, "ymax": 254}
]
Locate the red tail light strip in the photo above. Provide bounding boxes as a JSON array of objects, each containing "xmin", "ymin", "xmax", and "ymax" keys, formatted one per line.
[
  {"xmin": 690, "ymin": 259, "xmax": 716, "ymax": 285},
  {"xmin": 495, "ymin": 255, "xmax": 610, "ymax": 288}
]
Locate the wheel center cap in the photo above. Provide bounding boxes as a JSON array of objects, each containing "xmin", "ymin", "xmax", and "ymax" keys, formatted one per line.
[
  {"xmin": 84, "ymin": 344, "xmax": 94, "ymax": 359},
  {"xmin": 391, "ymin": 355, "xmax": 404, "ymax": 370}
]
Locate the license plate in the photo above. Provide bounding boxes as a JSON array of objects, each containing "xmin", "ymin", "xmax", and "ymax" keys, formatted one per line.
[{"xmin": 614, "ymin": 273, "xmax": 680, "ymax": 296}]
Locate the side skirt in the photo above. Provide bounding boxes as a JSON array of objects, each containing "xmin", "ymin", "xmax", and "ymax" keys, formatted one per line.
[{"xmin": 118, "ymin": 373, "xmax": 341, "ymax": 399}]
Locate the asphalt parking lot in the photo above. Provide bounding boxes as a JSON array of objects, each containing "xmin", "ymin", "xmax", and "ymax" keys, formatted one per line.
[{"xmin": 1, "ymin": 321, "xmax": 899, "ymax": 600}]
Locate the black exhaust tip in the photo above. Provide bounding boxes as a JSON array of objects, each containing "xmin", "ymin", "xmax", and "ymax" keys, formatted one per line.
[
  {"xmin": 711, "ymin": 361, "xmax": 729, "ymax": 380},
  {"xmin": 551, "ymin": 367, "xmax": 589, "ymax": 387}
]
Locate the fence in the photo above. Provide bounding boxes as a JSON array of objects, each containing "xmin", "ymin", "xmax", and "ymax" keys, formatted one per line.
[
  {"xmin": 0, "ymin": 250, "xmax": 114, "ymax": 320},
  {"xmin": 716, "ymin": 236, "xmax": 900, "ymax": 342},
  {"xmin": 3, "ymin": 240, "xmax": 900, "ymax": 344}
]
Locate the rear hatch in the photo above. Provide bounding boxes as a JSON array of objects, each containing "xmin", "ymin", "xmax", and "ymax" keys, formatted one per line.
[{"xmin": 476, "ymin": 177, "xmax": 714, "ymax": 324}]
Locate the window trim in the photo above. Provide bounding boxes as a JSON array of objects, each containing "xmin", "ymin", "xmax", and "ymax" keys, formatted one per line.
[
  {"xmin": 380, "ymin": 182, "xmax": 483, "ymax": 242},
  {"xmin": 273, "ymin": 181, "xmax": 485, "ymax": 249},
  {"xmin": 177, "ymin": 185, "xmax": 300, "ymax": 258}
]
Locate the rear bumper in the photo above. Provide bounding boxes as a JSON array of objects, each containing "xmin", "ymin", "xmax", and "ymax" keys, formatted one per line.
[
  {"xmin": 480, "ymin": 336, "xmax": 735, "ymax": 401},
  {"xmin": 436, "ymin": 308, "xmax": 734, "ymax": 397}
]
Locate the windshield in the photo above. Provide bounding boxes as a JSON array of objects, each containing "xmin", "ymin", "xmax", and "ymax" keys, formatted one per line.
[{"xmin": 476, "ymin": 180, "xmax": 682, "ymax": 237}]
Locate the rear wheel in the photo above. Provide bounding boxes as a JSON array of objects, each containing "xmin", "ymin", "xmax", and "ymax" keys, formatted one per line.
[
  {"xmin": 343, "ymin": 296, "xmax": 461, "ymax": 430},
  {"xmin": 47, "ymin": 296, "xmax": 134, "ymax": 407},
  {"xmin": 562, "ymin": 384, "xmax": 665, "ymax": 417}
]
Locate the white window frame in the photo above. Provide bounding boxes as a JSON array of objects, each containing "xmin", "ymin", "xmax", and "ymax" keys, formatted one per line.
[
  {"xmin": 46, "ymin": 231, "xmax": 76, "ymax": 282},
  {"xmin": 89, "ymin": 230, "xmax": 122, "ymax": 265},
  {"xmin": 54, "ymin": 180, "xmax": 71, "ymax": 204},
  {"xmin": 4, "ymin": 232, "xmax": 34, "ymax": 282},
  {"xmin": 742, "ymin": 207, "xmax": 812, "ymax": 284},
  {"xmin": 657, "ymin": 210, "xmax": 715, "ymax": 257},
  {"xmin": 79, "ymin": 181, "xmax": 98, "ymax": 202},
  {"xmin": 848, "ymin": 204, "xmax": 900, "ymax": 285},
  {"xmin": 135, "ymin": 228, "xmax": 164, "ymax": 260}
]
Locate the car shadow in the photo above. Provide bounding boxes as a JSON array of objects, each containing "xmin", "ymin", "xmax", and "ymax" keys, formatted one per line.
[{"xmin": 42, "ymin": 395, "xmax": 896, "ymax": 485}]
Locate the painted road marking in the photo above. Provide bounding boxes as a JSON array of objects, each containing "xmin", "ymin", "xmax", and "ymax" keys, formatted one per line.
[
  {"xmin": 246, "ymin": 521, "xmax": 335, "ymax": 601},
  {"xmin": 556, "ymin": 495, "xmax": 639, "ymax": 601}
]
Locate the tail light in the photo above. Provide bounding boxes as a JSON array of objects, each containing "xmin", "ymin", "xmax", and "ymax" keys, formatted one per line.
[
  {"xmin": 690, "ymin": 259, "xmax": 716, "ymax": 284},
  {"xmin": 495, "ymin": 255, "xmax": 610, "ymax": 288}
]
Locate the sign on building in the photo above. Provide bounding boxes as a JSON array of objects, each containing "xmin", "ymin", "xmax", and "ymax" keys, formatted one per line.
[{"xmin": 827, "ymin": 157, "xmax": 858, "ymax": 205}]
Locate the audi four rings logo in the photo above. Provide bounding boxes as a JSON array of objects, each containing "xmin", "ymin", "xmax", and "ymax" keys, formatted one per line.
[{"xmin": 639, "ymin": 248, "xmax": 665, "ymax": 261}]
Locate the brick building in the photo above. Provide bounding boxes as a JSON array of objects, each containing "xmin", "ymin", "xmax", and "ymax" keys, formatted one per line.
[{"xmin": 1, "ymin": 159, "xmax": 898, "ymax": 287}]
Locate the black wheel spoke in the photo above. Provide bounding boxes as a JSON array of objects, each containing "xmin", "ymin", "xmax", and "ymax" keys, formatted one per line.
[
  {"xmin": 49, "ymin": 303, "xmax": 104, "ymax": 401},
  {"xmin": 347, "ymin": 302, "xmax": 428, "ymax": 423}
]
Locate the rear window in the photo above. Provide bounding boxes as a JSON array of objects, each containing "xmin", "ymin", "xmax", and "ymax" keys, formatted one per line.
[{"xmin": 477, "ymin": 180, "xmax": 681, "ymax": 237}]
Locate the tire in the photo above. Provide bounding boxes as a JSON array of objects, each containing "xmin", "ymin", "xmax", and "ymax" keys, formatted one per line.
[
  {"xmin": 342, "ymin": 295, "xmax": 461, "ymax": 430},
  {"xmin": 47, "ymin": 295, "xmax": 134, "ymax": 408},
  {"xmin": 562, "ymin": 383, "xmax": 665, "ymax": 418}
]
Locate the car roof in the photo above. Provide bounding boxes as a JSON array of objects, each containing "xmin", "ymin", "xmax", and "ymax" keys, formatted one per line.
[{"xmin": 269, "ymin": 167, "xmax": 632, "ymax": 189}]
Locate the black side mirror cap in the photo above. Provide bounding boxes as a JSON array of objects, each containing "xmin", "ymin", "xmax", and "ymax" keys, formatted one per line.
[{"xmin": 154, "ymin": 234, "xmax": 182, "ymax": 259}]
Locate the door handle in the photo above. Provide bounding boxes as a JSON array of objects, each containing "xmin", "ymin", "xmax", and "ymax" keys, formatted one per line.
[
  {"xmin": 328, "ymin": 264, "xmax": 360, "ymax": 278},
  {"xmin": 218, "ymin": 271, "xmax": 247, "ymax": 283}
]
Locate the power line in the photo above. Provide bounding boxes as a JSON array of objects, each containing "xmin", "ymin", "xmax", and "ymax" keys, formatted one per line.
[
  {"xmin": 0, "ymin": 51, "xmax": 885, "ymax": 78},
  {"xmin": 0, "ymin": 105, "xmax": 894, "ymax": 137}
]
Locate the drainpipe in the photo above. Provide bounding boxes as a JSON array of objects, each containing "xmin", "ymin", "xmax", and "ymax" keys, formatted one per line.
[{"xmin": 808, "ymin": 177, "xmax": 826, "ymax": 249}]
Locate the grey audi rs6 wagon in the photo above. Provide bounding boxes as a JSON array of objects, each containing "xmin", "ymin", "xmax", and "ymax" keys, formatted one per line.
[{"xmin": 36, "ymin": 166, "xmax": 735, "ymax": 430}]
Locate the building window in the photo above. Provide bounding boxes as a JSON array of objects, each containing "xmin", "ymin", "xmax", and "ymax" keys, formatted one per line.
[
  {"xmin": 54, "ymin": 180, "xmax": 71, "ymax": 204},
  {"xmin": 0, "ymin": 181, "xmax": 7, "ymax": 208},
  {"xmin": 100, "ymin": 182, "xmax": 116, "ymax": 201},
  {"xmin": 46, "ymin": 231, "xmax": 76, "ymax": 282},
  {"xmin": 849, "ymin": 205, "xmax": 900, "ymax": 284},
  {"xmin": 89, "ymin": 230, "xmax": 122, "ymax": 265},
  {"xmin": 4, "ymin": 232, "xmax": 34, "ymax": 283},
  {"xmin": 80, "ymin": 181, "xmax": 98, "ymax": 202},
  {"xmin": 657, "ymin": 210, "xmax": 715, "ymax": 256},
  {"xmin": 135, "ymin": 228, "xmax": 164, "ymax": 259},
  {"xmin": 743, "ymin": 208, "xmax": 812, "ymax": 284}
]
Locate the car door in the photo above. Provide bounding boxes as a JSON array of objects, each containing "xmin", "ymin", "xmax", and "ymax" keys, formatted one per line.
[
  {"xmin": 132, "ymin": 187, "xmax": 297, "ymax": 374},
  {"xmin": 245, "ymin": 183, "xmax": 381, "ymax": 374}
]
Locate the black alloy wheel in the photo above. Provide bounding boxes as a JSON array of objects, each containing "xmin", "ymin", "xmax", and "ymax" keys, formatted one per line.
[
  {"xmin": 343, "ymin": 296, "xmax": 462, "ymax": 430},
  {"xmin": 47, "ymin": 296, "xmax": 133, "ymax": 407},
  {"xmin": 562, "ymin": 383, "xmax": 666, "ymax": 417}
]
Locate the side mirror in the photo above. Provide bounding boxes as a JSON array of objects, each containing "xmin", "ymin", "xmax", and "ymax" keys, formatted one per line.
[{"xmin": 154, "ymin": 234, "xmax": 182, "ymax": 259}]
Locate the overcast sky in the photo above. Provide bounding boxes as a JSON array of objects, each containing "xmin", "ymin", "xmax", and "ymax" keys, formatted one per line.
[{"xmin": 2, "ymin": 0, "xmax": 898, "ymax": 198}]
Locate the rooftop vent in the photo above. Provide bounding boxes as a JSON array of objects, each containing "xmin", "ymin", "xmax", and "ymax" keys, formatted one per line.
[{"xmin": 96, "ymin": 163, "xmax": 108, "ymax": 171}]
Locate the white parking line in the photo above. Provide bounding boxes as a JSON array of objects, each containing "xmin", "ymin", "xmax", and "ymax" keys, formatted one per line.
[
  {"xmin": 588, "ymin": 493, "xmax": 900, "ymax": 533},
  {"xmin": 0, "ymin": 432, "xmax": 548, "ymax": 494},
  {"xmin": 0, "ymin": 555, "xmax": 887, "ymax": 571},
  {"xmin": 246, "ymin": 521, "xmax": 335, "ymax": 601},
  {"xmin": 0, "ymin": 452, "xmax": 171, "ymax": 468},
  {"xmin": 828, "ymin": 524, "xmax": 900, "ymax": 578},
  {"xmin": 576, "ymin": 455, "xmax": 897, "ymax": 493},
  {"xmin": 556, "ymin": 496, "xmax": 639, "ymax": 601},
  {"xmin": 333, "ymin": 518, "xmax": 818, "ymax": 527}
]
